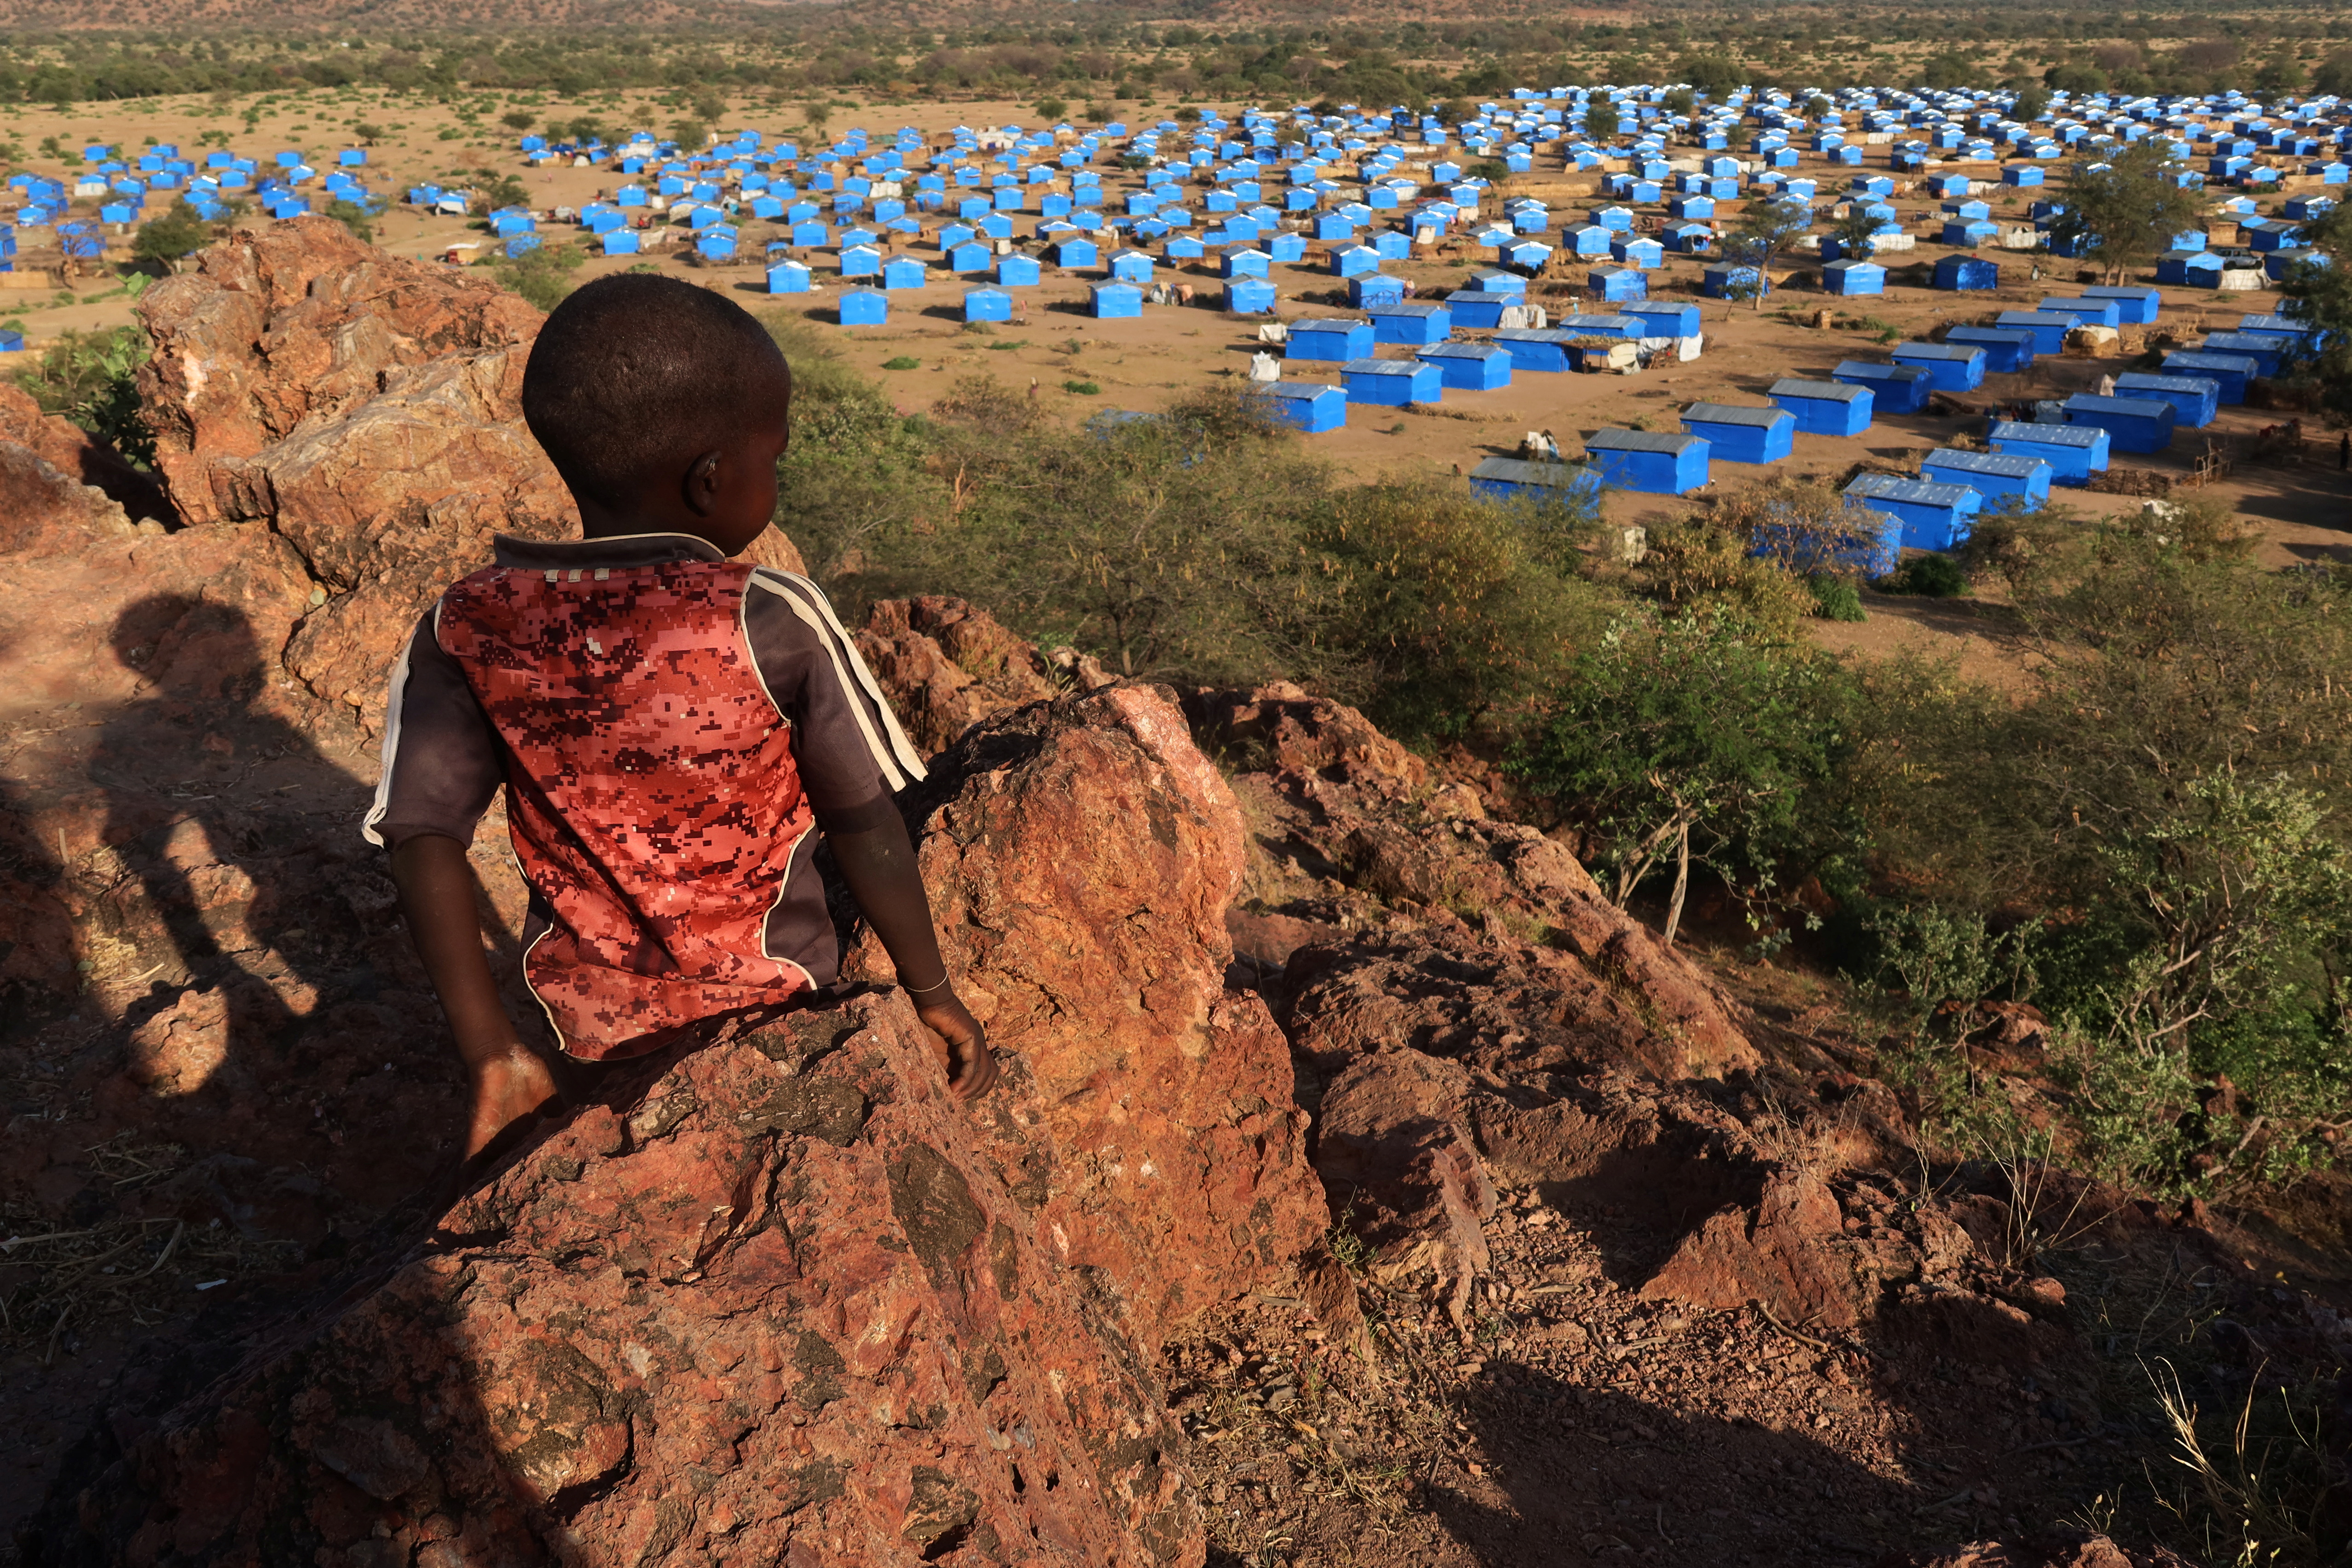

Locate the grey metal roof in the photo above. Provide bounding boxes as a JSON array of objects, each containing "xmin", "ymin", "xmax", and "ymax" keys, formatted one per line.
[
  {"xmin": 1259, "ymin": 382, "xmax": 1340, "ymax": 401},
  {"xmin": 2064, "ymin": 394, "xmax": 2170, "ymax": 418},
  {"xmin": 1470, "ymin": 456, "xmax": 1589, "ymax": 488},
  {"xmin": 1834, "ymin": 360, "xmax": 1930, "ymax": 380},
  {"xmin": 1682, "ymin": 402, "xmax": 1791, "ymax": 429},
  {"xmin": 1292, "ymin": 317, "xmax": 1372, "ymax": 332},
  {"xmin": 1368, "ymin": 301, "xmax": 1448, "ymax": 317},
  {"xmin": 1845, "ymin": 473, "xmax": 1974, "ymax": 507},
  {"xmin": 1493, "ymin": 328, "xmax": 1575, "ymax": 344},
  {"xmin": 1419, "ymin": 341, "xmax": 1509, "ymax": 359},
  {"xmin": 2163, "ymin": 350, "xmax": 2260, "ymax": 370},
  {"xmin": 1920, "ymin": 448, "xmax": 2047, "ymax": 478},
  {"xmin": 1891, "ymin": 341, "xmax": 1986, "ymax": 362},
  {"xmin": 1945, "ymin": 325, "xmax": 2037, "ymax": 342},
  {"xmin": 2236, "ymin": 314, "xmax": 2311, "ymax": 334},
  {"xmin": 1770, "ymin": 378, "xmax": 1870, "ymax": 404},
  {"xmin": 2080, "ymin": 286, "xmax": 2159, "ymax": 300},
  {"xmin": 1341, "ymin": 359, "xmax": 1430, "ymax": 376},
  {"xmin": 2114, "ymin": 373, "xmax": 2215, "ymax": 393},
  {"xmin": 1555, "ymin": 314, "xmax": 1643, "ymax": 332},
  {"xmin": 2203, "ymin": 332, "xmax": 2283, "ymax": 355},
  {"xmin": 1587, "ymin": 428, "xmax": 1705, "ymax": 455},
  {"xmin": 1989, "ymin": 420, "xmax": 2103, "ymax": 448}
]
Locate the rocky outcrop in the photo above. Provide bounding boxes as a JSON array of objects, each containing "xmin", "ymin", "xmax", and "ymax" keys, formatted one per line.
[
  {"xmin": 0, "ymin": 383, "xmax": 173, "ymax": 525},
  {"xmin": 854, "ymin": 597, "xmax": 1113, "ymax": 755},
  {"xmin": 133, "ymin": 216, "xmax": 545, "ymax": 517},
  {"xmin": 30, "ymin": 685, "xmax": 1336, "ymax": 1565},
  {"xmin": 132, "ymin": 217, "xmax": 804, "ymax": 729},
  {"xmin": 0, "ymin": 438, "xmax": 144, "ymax": 558},
  {"xmin": 39, "ymin": 997, "xmax": 1208, "ymax": 1568},
  {"xmin": 869, "ymin": 684, "xmax": 1346, "ymax": 1347}
]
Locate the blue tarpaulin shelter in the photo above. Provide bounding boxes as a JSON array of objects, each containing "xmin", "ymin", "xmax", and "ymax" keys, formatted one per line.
[
  {"xmin": 1287, "ymin": 318, "xmax": 1375, "ymax": 362},
  {"xmin": 1256, "ymin": 382, "xmax": 1346, "ymax": 432},
  {"xmin": 1890, "ymin": 342, "xmax": 1987, "ymax": 392},
  {"xmin": 1769, "ymin": 378, "xmax": 1872, "ymax": 436},
  {"xmin": 1846, "ymin": 473, "xmax": 1981, "ymax": 551},
  {"xmin": 1417, "ymin": 341, "xmax": 1513, "ymax": 391},
  {"xmin": 1467, "ymin": 456, "xmax": 1601, "ymax": 504},
  {"xmin": 1587, "ymin": 429, "xmax": 1710, "ymax": 494},
  {"xmin": 2113, "ymin": 372, "xmax": 2219, "ymax": 428},
  {"xmin": 1341, "ymin": 358, "xmax": 1443, "ymax": 405},
  {"xmin": 2063, "ymin": 393, "xmax": 2175, "ymax": 453},
  {"xmin": 1832, "ymin": 360, "xmax": 1932, "ymax": 413},
  {"xmin": 1943, "ymin": 326, "xmax": 2037, "ymax": 374},
  {"xmin": 1679, "ymin": 402, "xmax": 1795, "ymax": 464},
  {"xmin": 1919, "ymin": 448, "xmax": 2052, "ymax": 510},
  {"xmin": 1988, "ymin": 419, "xmax": 2109, "ymax": 483},
  {"xmin": 2161, "ymin": 350, "xmax": 2258, "ymax": 404}
]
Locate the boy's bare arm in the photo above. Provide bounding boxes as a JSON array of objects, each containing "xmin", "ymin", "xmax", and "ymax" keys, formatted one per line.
[
  {"xmin": 388, "ymin": 835, "xmax": 559, "ymax": 1156},
  {"xmin": 819, "ymin": 800, "xmax": 998, "ymax": 1102}
]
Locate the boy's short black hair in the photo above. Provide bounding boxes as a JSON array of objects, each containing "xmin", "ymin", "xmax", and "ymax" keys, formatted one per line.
[{"xmin": 521, "ymin": 273, "xmax": 790, "ymax": 510}]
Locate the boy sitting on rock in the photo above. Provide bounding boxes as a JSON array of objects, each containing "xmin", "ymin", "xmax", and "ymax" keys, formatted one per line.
[{"xmin": 365, "ymin": 274, "xmax": 994, "ymax": 1157}]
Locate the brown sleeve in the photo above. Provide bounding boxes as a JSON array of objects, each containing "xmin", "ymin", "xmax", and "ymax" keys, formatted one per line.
[
  {"xmin": 741, "ymin": 570, "xmax": 928, "ymax": 813},
  {"xmin": 361, "ymin": 609, "xmax": 507, "ymax": 850}
]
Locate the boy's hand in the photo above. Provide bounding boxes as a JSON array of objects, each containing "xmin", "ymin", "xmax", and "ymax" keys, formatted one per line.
[
  {"xmin": 463, "ymin": 1043, "xmax": 560, "ymax": 1158},
  {"xmin": 916, "ymin": 993, "xmax": 998, "ymax": 1103}
]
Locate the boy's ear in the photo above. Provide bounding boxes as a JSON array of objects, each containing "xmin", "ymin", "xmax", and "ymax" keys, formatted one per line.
[{"xmin": 682, "ymin": 449, "xmax": 725, "ymax": 515}]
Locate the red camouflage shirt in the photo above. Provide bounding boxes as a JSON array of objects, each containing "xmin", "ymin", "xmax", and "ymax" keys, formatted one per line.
[{"xmin": 364, "ymin": 532, "xmax": 925, "ymax": 1060}]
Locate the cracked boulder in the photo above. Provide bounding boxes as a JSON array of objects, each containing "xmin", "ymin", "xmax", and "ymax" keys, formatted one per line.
[
  {"xmin": 133, "ymin": 218, "xmax": 805, "ymax": 730},
  {"xmin": 35, "ymin": 997, "xmax": 1207, "ymax": 1567}
]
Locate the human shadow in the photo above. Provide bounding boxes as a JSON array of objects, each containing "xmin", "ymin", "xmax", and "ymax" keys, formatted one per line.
[
  {"xmin": 85, "ymin": 594, "xmax": 517, "ymax": 1238},
  {"xmin": 1429, "ymin": 1320, "xmax": 2124, "ymax": 1567}
]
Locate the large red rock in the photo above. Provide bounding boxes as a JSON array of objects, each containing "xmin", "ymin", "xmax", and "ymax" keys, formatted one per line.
[
  {"xmin": 0, "ymin": 438, "xmax": 144, "ymax": 559},
  {"xmin": 0, "ymin": 383, "xmax": 173, "ymax": 525},
  {"xmin": 849, "ymin": 683, "xmax": 1345, "ymax": 1349},
  {"xmin": 30, "ymin": 685, "xmax": 1337, "ymax": 1564},
  {"xmin": 133, "ymin": 217, "xmax": 544, "ymax": 522},
  {"xmin": 133, "ymin": 218, "xmax": 807, "ymax": 730},
  {"xmin": 854, "ymin": 597, "xmax": 1112, "ymax": 756},
  {"xmin": 37, "ymin": 997, "xmax": 1208, "ymax": 1568}
]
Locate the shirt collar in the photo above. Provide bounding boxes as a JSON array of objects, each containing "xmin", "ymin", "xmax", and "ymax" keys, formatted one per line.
[{"xmin": 491, "ymin": 531, "xmax": 731, "ymax": 571}]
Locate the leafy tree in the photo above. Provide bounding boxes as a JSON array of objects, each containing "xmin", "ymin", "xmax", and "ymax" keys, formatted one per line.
[
  {"xmin": 468, "ymin": 170, "xmax": 531, "ymax": 214},
  {"xmin": 131, "ymin": 199, "xmax": 212, "ymax": 271},
  {"xmin": 1579, "ymin": 98, "xmax": 1615, "ymax": 141},
  {"xmin": 14, "ymin": 325, "xmax": 156, "ymax": 467},
  {"xmin": 669, "ymin": 119, "xmax": 707, "ymax": 150},
  {"xmin": 324, "ymin": 197, "xmax": 375, "ymax": 245},
  {"xmin": 490, "ymin": 242, "xmax": 586, "ymax": 311},
  {"xmin": 1669, "ymin": 54, "xmax": 1743, "ymax": 100},
  {"xmin": 801, "ymin": 99, "xmax": 832, "ymax": 142},
  {"xmin": 499, "ymin": 109, "xmax": 534, "ymax": 132},
  {"xmin": 2045, "ymin": 139, "xmax": 2208, "ymax": 285},
  {"xmin": 1035, "ymin": 97, "xmax": 1068, "ymax": 121},
  {"xmin": 351, "ymin": 121, "xmax": 384, "ymax": 145},
  {"xmin": 1722, "ymin": 197, "xmax": 1814, "ymax": 311},
  {"xmin": 2254, "ymin": 55, "xmax": 2309, "ymax": 97},
  {"xmin": 1827, "ymin": 201, "xmax": 1886, "ymax": 257},
  {"xmin": 2315, "ymin": 50, "xmax": 2352, "ymax": 97},
  {"xmin": 2273, "ymin": 202, "xmax": 2352, "ymax": 420},
  {"xmin": 1509, "ymin": 605, "xmax": 1860, "ymax": 945},
  {"xmin": 1659, "ymin": 87, "xmax": 1695, "ymax": 119},
  {"xmin": 2009, "ymin": 84, "xmax": 2050, "ymax": 125}
]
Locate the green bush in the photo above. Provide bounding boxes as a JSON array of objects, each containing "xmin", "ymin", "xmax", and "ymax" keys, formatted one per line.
[
  {"xmin": 489, "ymin": 242, "xmax": 586, "ymax": 311},
  {"xmin": 881, "ymin": 356, "xmax": 921, "ymax": 370},
  {"xmin": 12, "ymin": 324, "xmax": 156, "ymax": 467},
  {"xmin": 1808, "ymin": 574, "xmax": 1866, "ymax": 621},
  {"xmin": 1876, "ymin": 553, "xmax": 1969, "ymax": 597}
]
